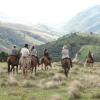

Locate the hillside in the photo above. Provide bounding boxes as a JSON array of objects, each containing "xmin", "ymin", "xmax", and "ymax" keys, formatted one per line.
[
  {"xmin": 0, "ymin": 21, "xmax": 59, "ymax": 52},
  {"xmin": 37, "ymin": 33, "xmax": 100, "ymax": 62},
  {"xmin": 63, "ymin": 5, "xmax": 100, "ymax": 34}
]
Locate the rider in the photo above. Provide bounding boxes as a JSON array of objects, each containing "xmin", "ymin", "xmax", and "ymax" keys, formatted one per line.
[
  {"xmin": 19, "ymin": 44, "xmax": 30, "ymax": 67},
  {"xmin": 88, "ymin": 50, "xmax": 94, "ymax": 63},
  {"xmin": 61, "ymin": 45, "xmax": 72, "ymax": 67},
  {"xmin": 10, "ymin": 45, "xmax": 18, "ymax": 63},
  {"xmin": 20, "ymin": 44, "xmax": 30, "ymax": 57},
  {"xmin": 11, "ymin": 45, "xmax": 17, "ymax": 56},
  {"xmin": 30, "ymin": 45, "xmax": 40, "ymax": 65},
  {"xmin": 44, "ymin": 48, "xmax": 51, "ymax": 61}
]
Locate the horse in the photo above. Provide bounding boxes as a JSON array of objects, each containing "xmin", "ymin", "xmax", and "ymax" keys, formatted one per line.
[
  {"xmin": 30, "ymin": 55, "xmax": 38, "ymax": 74},
  {"xmin": 19, "ymin": 56, "xmax": 31, "ymax": 78},
  {"xmin": 84, "ymin": 51, "xmax": 94, "ymax": 67},
  {"xmin": 40, "ymin": 56, "xmax": 52, "ymax": 70},
  {"xmin": 61, "ymin": 58, "xmax": 71, "ymax": 77},
  {"xmin": 84, "ymin": 56, "xmax": 94, "ymax": 67},
  {"xmin": 7, "ymin": 55, "xmax": 19, "ymax": 74}
]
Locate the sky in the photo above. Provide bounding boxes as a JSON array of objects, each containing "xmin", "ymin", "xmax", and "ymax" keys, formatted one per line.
[{"xmin": 0, "ymin": 0, "xmax": 100, "ymax": 25}]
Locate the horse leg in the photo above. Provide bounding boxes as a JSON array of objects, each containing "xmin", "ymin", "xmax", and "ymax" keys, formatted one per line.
[
  {"xmin": 88, "ymin": 63, "xmax": 91, "ymax": 67},
  {"xmin": 25, "ymin": 64, "xmax": 29, "ymax": 78},
  {"xmin": 84, "ymin": 62, "xmax": 86, "ymax": 67},
  {"xmin": 23, "ymin": 69, "xmax": 26, "ymax": 78},
  {"xmin": 16, "ymin": 65, "xmax": 18, "ymax": 74},
  {"xmin": 25, "ymin": 69, "xmax": 28, "ymax": 78},
  {"xmin": 45, "ymin": 65, "xmax": 47, "ymax": 70},
  {"xmin": 13, "ymin": 67, "xmax": 15, "ymax": 74},
  {"xmin": 22, "ymin": 65, "xmax": 26, "ymax": 78},
  {"xmin": 86, "ymin": 62, "xmax": 89, "ymax": 67},
  {"xmin": 8, "ymin": 64, "xmax": 10, "ymax": 74},
  {"xmin": 31, "ymin": 65, "xmax": 34, "ymax": 74},
  {"xmin": 34, "ymin": 66, "xmax": 37, "ymax": 75},
  {"xmin": 10, "ymin": 65, "xmax": 15, "ymax": 73},
  {"xmin": 47, "ymin": 65, "xmax": 48, "ymax": 70},
  {"xmin": 41, "ymin": 64, "xmax": 44, "ymax": 70},
  {"xmin": 91, "ymin": 63, "xmax": 93, "ymax": 67},
  {"xmin": 50, "ymin": 63, "xmax": 52, "ymax": 68},
  {"xmin": 64, "ymin": 67, "xmax": 69, "ymax": 77},
  {"xmin": 19, "ymin": 65, "xmax": 21, "ymax": 70},
  {"xmin": 49, "ymin": 63, "xmax": 52, "ymax": 69},
  {"xmin": 19, "ymin": 58, "xmax": 21, "ymax": 70}
]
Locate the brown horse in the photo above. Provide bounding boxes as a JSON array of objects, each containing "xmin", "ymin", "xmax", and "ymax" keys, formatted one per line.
[
  {"xmin": 61, "ymin": 58, "xmax": 71, "ymax": 77},
  {"xmin": 30, "ymin": 56, "xmax": 38, "ymax": 74},
  {"xmin": 40, "ymin": 56, "xmax": 52, "ymax": 70},
  {"xmin": 7, "ymin": 55, "xmax": 19, "ymax": 74},
  {"xmin": 84, "ymin": 57, "xmax": 94, "ymax": 67},
  {"xmin": 84, "ymin": 51, "xmax": 94, "ymax": 67}
]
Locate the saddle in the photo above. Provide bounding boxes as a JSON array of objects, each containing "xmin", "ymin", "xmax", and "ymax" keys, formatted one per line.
[
  {"xmin": 62, "ymin": 57, "xmax": 72, "ymax": 68},
  {"xmin": 7, "ymin": 55, "xmax": 18, "ymax": 65}
]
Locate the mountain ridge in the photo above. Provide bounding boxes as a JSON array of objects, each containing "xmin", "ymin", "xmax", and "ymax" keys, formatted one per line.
[{"xmin": 63, "ymin": 5, "xmax": 100, "ymax": 34}]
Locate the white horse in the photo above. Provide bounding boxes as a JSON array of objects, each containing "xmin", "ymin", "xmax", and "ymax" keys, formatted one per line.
[{"xmin": 19, "ymin": 56, "xmax": 31, "ymax": 78}]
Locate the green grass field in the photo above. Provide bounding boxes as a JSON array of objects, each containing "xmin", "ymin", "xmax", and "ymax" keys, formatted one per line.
[
  {"xmin": 78, "ymin": 45, "xmax": 100, "ymax": 62},
  {"xmin": 0, "ymin": 62, "xmax": 100, "ymax": 100}
]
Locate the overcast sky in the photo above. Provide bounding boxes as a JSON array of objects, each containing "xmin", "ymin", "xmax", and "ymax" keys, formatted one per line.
[{"xmin": 0, "ymin": 0, "xmax": 100, "ymax": 25}]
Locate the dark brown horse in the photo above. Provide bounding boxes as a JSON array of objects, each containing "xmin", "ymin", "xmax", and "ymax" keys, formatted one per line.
[
  {"xmin": 31, "ymin": 56, "xmax": 38, "ymax": 74},
  {"xmin": 61, "ymin": 58, "xmax": 71, "ymax": 77},
  {"xmin": 40, "ymin": 56, "xmax": 52, "ymax": 70},
  {"xmin": 7, "ymin": 55, "xmax": 19, "ymax": 74},
  {"xmin": 84, "ymin": 57, "xmax": 94, "ymax": 67},
  {"xmin": 84, "ymin": 51, "xmax": 94, "ymax": 67}
]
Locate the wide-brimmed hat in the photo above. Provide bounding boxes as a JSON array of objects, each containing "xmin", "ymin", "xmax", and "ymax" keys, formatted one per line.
[
  {"xmin": 24, "ymin": 44, "xmax": 28, "ymax": 47},
  {"xmin": 13, "ymin": 45, "xmax": 16, "ymax": 48},
  {"xmin": 62, "ymin": 45, "xmax": 68, "ymax": 49}
]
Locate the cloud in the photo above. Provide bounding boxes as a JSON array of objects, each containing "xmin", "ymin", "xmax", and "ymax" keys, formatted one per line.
[{"xmin": 0, "ymin": 0, "xmax": 100, "ymax": 25}]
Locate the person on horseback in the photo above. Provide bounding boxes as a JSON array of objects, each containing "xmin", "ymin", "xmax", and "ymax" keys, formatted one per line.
[
  {"xmin": 19, "ymin": 44, "xmax": 30, "ymax": 69},
  {"xmin": 7, "ymin": 45, "xmax": 19, "ymax": 74},
  {"xmin": 44, "ymin": 48, "xmax": 51, "ymax": 61},
  {"xmin": 19, "ymin": 44, "xmax": 30, "ymax": 77},
  {"xmin": 30, "ymin": 45, "xmax": 40, "ymax": 65},
  {"xmin": 61, "ymin": 45, "xmax": 72, "ymax": 67},
  {"xmin": 11, "ymin": 45, "xmax": 17, "ymax": 56},
  {"xmin": 20, "ymin": 44, "xmax": 30, "ymax": 57},
  {"xmin": 88, "ymin": 50, "xmax": 94, "ymax": 63},
  {"xmin": 40, "ymin": 48, "xmax": 52, "ymax": 70},
  {"xmin": 10, "ymin": 45, "xmax": 18, "ymax": 64}
]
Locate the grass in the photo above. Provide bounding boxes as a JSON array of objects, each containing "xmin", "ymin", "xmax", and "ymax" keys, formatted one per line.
[{"xmin": 0, "ymin": 62, "xmax": 100, "ymax": 100}]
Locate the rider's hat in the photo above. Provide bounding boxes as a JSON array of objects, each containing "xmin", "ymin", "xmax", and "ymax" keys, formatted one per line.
[
  {"xmin": 13, "ymin": 45, "xmax": 16, "ymax": 48},
  {"xmin": 25, "ymin": 44, "xmax": 28, "ymax": 48},
  {"xmin": 62, "ymin": 45, "xmax": 68, "ymax": 49}
]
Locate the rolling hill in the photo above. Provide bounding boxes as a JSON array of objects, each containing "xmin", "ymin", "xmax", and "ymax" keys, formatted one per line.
[
  {"xmin": 0, "ymin": 21, "xmax": 59, "ymax": 52},
  {"xmin": 37, "ymin": 33, "xmax": 100, "ymax": 62}
]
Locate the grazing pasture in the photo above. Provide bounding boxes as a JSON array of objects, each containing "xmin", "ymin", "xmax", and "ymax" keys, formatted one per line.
[{"xmin": 0, "ymin": 62, "xmax": 100, "ymax": 100}]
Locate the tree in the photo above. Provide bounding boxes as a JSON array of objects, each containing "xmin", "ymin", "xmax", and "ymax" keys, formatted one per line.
[{"xmin": 0, "ymin": 51, "xmax": 8, "ymax": 57}]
